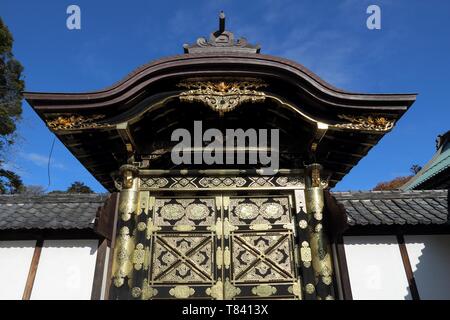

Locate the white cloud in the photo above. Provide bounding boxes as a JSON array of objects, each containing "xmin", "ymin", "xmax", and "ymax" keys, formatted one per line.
[{"xmin": 20, "ymin": 152, "xmax": 65, "ymax": 170}]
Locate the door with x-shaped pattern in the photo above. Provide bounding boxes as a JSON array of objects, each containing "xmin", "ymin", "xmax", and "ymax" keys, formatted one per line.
[{"xmin": 145, "ymin": 192, "xmax": 304, "ymax": 299}]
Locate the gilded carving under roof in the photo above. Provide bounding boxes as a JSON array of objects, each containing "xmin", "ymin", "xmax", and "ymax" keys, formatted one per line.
[
  {"xmin": 333, "ymin": 115, "xmax": 395, "ymax": 132},
  {"xmin": 178, "ymin": 78, "xmax": 268, "ymax": 115},
  {"xmin": 46, "ymin": 114, "xmax": 106, "ymax": 130}
]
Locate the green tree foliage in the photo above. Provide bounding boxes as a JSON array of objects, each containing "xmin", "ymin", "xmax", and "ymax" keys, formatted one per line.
[
  {"xmin": 48, "ymin": 181, "xmax": 94, "ymax": 194},
  {"xmin": 66, "ymin": 181, "xmax": 94, "ymax": 194},
  {"xmin": 0, "ymin": 169, "xmax": 23, "ymax": 193},
  {"xmin": 0, "ymin": 18, "xmax": 25, "ymax": 194}
]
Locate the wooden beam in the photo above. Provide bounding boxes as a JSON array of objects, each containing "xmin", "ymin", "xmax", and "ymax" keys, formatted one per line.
[
  {"xmin": 335, "ymin": 236, "xmax": 353, "ymax": 300},
  {"xmin": 397, "ymin": 234, "xmax": 420, "ymax": 300},
  {"xmin": 94, "ymin": 193, "xmax": 119, "ymax": 241},
  {"xmin": 91, "ymin": 238, "xmax": 108, "ymax": 300},
  {"xmin": 104, "ymin": 193, "xmax": 120, "ymax": 300},
  {"xmin": 22, "ymin": 239, "xmax": 43, "ymax": 300}
]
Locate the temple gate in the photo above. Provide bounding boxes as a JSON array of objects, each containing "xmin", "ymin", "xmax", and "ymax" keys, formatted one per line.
[{"xmin": 24, "ymin": 13, "xmax": 416, "ymax": 300}]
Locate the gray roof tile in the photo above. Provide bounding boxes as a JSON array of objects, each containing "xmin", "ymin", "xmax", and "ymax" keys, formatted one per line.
[
  {"xmin": 0, "ymin": 194, "xmax": 108, "ymax": 230},
  {"xmin": 332, "ymin": 190, "xmax": 448, "ymax": 226},
  {"xmin": 0, "ymin": 190, "xmax": 447, "ymax": 230}
]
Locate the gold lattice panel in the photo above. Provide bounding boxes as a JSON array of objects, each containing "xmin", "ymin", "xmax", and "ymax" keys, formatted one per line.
[
  {"xmin": 144, "ymin": 194, "xmax": 303, "ymax": 299},
  {"xmin": 224, "ymin": 196, "xmax": 301, "ymax": 299}
]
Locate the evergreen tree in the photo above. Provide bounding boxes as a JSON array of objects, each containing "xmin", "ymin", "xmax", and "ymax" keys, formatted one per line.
[
  {"xmin": 66, "ymin": 181, "xmax": 94, "ymax": 194},
  {"xmin": 0, "ymin": 18, "xmax": 25, "ymax": 194}
]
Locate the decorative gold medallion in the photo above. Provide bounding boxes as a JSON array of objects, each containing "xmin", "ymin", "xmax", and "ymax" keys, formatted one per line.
[
  {"xmin": 186, "ymin": 203, "xmax": 209, "ymax": 220},
  {"xmin": 288, "ymin": 281, "xmax": 302, "ymax": 299},
  {"xmin": 298, "ymin": 220, "xmax": 308, "ymax": 229},
  {"xmin": 305, "ymin": 283, "xmax": 315, "ymax": 295},
  {"xmin": 160, "ymin": 204, "xmax": 185, "ymax": 220},
  {"xmin": 235, "ymin": 203, "xmax": 259, "ymax": 220},
  {"xmin": 173, "ymin": 225, "xmax": 196, "ymax": 231},
  {"xmin": 249, "ymin": 223, "xmax": 272, "ymax": 231},
  {"xmin": 224, "ymin": 279, "xmax": 241, "ymax": 299},
  {"xmin": 300, "ymin": 241, "xmax": 312, "ymax": 268},
  {"xmin": 206, "ymin": 281, "xmax": 223, "ymax": 300},
  {"xmin": 216, "ymin": 247, "xmax": 223, "ymax": 269},
  {"xmin": 224, "ymin": 246, "xmax": 231, "ymax": 269},
  {"xmin": 132, "ymin": 243, "xmax": 146, "ymax": 270},
  {"xmin": 131, "ymin": 287, "xmax": 142, "ymax": 298},
  {"xmin": 251, "ymin": 285, "xmax": 277, "ymax": 297},
  {"xmin": 260, "ymin": 203, "xmax": 284, "ymax": 219},
  {"xmin": 169, "ymin": 285, "xmax": 195, "ymax": 299},
  {"xmin": 137, "ymin": 222, "xmax": 146, "ymax": 232},
  {"xmin": 146, "ymin": 219, "xmax": 161, "ymax": 239},
  {"xmin": 141, "ymin": 279, "xmax": 158, "ymax": 300},
  {"xmin": 223, "ymin": 218, "xmax": 237, "ymax": 238}
]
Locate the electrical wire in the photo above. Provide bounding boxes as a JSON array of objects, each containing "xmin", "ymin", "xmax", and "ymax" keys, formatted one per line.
[{"xmin": 45, "ymin": 136, "xmax": 56, "ymax": 191}]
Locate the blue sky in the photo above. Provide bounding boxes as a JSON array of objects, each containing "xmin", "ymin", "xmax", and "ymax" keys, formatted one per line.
[{"xmin": 0, "ymin": 0, "xmax": 449, "ymax": 192}]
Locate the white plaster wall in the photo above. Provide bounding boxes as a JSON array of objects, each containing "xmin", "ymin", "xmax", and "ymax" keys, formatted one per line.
[
  {"xmin": 31, "ymin": 239, "xmax": 98, "ymax": 300},
  {"xmin": 0, "ymin": 240, "xmax": 36, "ymax": 300},
  {"xmin": 405, "ymin": 234, "xmax": 450, "ymax": 300},
  {"xmin": 344, "ymin": 235, "xmax": 411, "ymax": 300}
]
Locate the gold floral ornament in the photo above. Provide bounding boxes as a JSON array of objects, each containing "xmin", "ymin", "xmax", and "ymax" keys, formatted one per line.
[
  {"xmin": 178, "ymin": 78, "xmax": 268, "ymax": 116},
  {"xmin": 169, "ymin": 285, "xmax": 195, "ymax": 299},
  {"xmin": 288, "ymin": 281, "xmax": 302, "ymax": 299},
  {"xmin": 206, "ymin": 281, "xmax": 223, "ymax": 300},
  {"xmin": 251, "ymin": 284, "xmax": 277, "ymax": 297},
  {"xmin": 305, "ymin": 283, "xmax": 315, "ymax": 295},
  {"xmin": 132, "ymin": 243, "xmax": 149, "ymax": 271},
  {"xmin": 300, "ymin": 241, "xmax": 312, "ymax": 268},
  {"xmin": 332, "ymin": 115, "xmax": 395, "ymax": 132},
  {"xmin": 141, "ymin": 279, "xmax": 158, "ymax": 300},
  {"xmin": 46, "ymin": 114, "xmax": 106, "ymax": 130},
  {"xmin": 224, "ymin": 279, "xmax": 241, "ymax": 299},
  {"xmin": 112, "ymin": 226, "xmax": 135, "ymax": 287}
]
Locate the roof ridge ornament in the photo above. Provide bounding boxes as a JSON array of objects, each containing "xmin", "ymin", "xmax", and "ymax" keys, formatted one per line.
[{"xmin": 183, "ymin": 11, "xmax": 261, "ymax": 54}]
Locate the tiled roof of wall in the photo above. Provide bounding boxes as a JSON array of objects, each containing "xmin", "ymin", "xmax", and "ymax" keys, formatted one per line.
[
  {"xmin": 332, "ymin": 190, "xmax": 448, "ymax": 226},
  {"xmin": 0, "ymin": 190, "xmax": 447, "ymax": 230},
  {"xmin": 0, "ymin": 194, "xmax": 107, "ymax": 230}
]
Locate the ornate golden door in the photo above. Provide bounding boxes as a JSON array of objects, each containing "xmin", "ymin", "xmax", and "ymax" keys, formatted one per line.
[{"xmin": 143, "ymin": 192, "xmax": 305, "ymax": 299}]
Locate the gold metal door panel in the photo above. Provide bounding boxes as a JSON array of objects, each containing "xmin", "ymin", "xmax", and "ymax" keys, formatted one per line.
[
  {"xmin": 145, "ymin": 193, "xmax": 302, "ymax": 299},
  {"xmin": 147, "ymin": 196, "xmax": 221, "ymax": 299},
  {"xmin": 224, "ymin": 195, "xmax": 301, "ymax": 299}
]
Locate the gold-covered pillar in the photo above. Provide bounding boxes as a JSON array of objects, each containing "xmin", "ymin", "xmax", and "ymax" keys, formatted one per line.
[
  {"xmin": 304, "ymin": 163, "xmax": 335, "ymax": 300},
  {"xmin": 109, "ymin": 164, "xmax": 139, "ymax": 300}
]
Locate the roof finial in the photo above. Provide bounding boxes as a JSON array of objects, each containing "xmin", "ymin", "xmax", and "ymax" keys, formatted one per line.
[
  {"xmin": 219, "ymin": 11, "xmax": 225, "ymax": 33},
  {"xmin": 183, "ymin": 11, "xmax": 261, "ymax": 54}
]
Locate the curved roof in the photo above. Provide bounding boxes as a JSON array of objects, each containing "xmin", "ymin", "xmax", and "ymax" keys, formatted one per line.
[
  {"xmin": 23, "ymin": 14, "xmax": 417, "ymax": 191},
  {"xmin": 25, "ymin": 52, "xmax": 416, "ymax": 112}
]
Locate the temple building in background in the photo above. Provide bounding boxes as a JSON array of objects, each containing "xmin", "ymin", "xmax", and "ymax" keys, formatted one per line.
[{"xmin": 0, "ymin": 13, "xmax": 449, "ymax": 300}]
